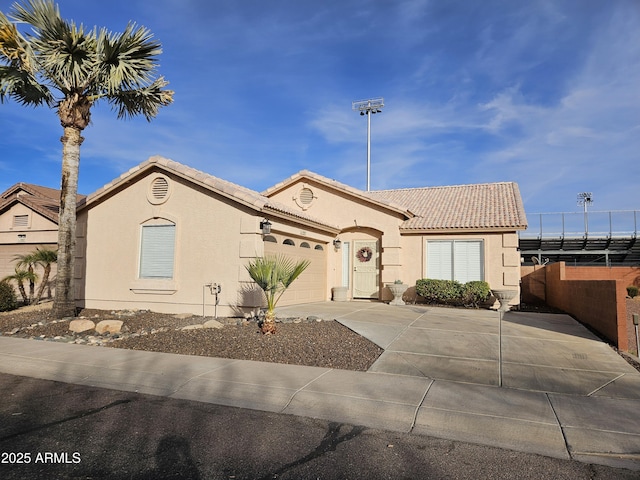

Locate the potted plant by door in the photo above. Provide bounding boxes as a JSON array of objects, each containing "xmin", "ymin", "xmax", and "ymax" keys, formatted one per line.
[{"xmin": 388, "ymin": 280, "xmax": 408, "ymax": 306}]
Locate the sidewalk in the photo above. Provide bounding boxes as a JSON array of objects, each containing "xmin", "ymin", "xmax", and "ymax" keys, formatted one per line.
[{"xmin": 1, "ymin": 302, "xmax": 640, "ymax": 471}]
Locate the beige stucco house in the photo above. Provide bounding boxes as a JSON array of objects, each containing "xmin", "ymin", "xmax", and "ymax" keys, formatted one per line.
[
  {"xmin": 0, "ymin": 183, "xmax": 65, "ymax": 281},
  {"xmin": 75, "ymin": 156, "xmax": 527, "ymax": 316}
]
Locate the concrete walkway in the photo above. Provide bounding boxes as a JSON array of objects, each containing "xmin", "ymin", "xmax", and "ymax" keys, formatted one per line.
[{"xmin": 2, "ymin": 302, "xmax": 640, "ymax": 471}]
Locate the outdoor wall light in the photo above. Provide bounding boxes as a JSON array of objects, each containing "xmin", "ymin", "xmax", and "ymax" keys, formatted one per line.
[
  {"xmin": 333, "ymin": 238, "xmax": 342, "ymax": 249},
  {"xmin": 260, "ymin": 219, "xmax": 272, "ymax": 235}
]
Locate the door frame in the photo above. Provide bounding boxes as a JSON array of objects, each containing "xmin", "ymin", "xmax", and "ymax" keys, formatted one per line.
[{"xmin": 352, "ymin": 239, "xmax": 380, "ymax": 299}]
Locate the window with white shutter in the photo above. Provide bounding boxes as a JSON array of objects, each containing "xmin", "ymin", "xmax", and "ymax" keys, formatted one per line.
[
  {"xmin": 426, "ymin": 240, "xmax": 483, "ymax": 282},
  {"xmin": 139, "ymin": 223, "xmax": 176, "ymax": 279},
  {"xmin": 427, "ymin": 241, "xmax": 453, "ymax": 280},
  {"xmin": 453, "ymin": 241, "xmax": 483, "ymax": 283}
]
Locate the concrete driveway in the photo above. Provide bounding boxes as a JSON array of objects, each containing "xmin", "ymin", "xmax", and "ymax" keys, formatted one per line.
[
  {"xmin": 276, "ymin": 301, "xmax": 640, "ymax": 469},
  {"xmin": 277, "ymin": 302, "xmax": 640, "ymax": 398}
]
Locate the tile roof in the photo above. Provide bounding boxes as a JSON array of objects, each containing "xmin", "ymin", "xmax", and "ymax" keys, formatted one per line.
[
  {"xmin": 81, "ymin": 156, "xmax": 340, "ymax": 232},
  {"xmin": 367, "ymin": 182, "xmax": 528, "ymax": 231},
  {"xmin": 263, "ymin": 170, "xmax": 414, "ymax": 217},
  {"xmin": 0, "ymin": 182, "xmax": 85, "ymax": 224}
]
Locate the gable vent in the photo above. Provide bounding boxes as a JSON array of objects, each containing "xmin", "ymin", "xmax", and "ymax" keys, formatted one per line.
[
  {"xmin": 299, "ymin": 187, "xmax": 314, "ymax": 205},
  {"xmin": 13, "ymin": 215, "xmax": 29, "ymax": 227},
  {"xmin": 151, "ymin": 178, "xmax": 169, "ymax": 199},
  {"xmin": 148, "ymin": 176, "xmax": 171, "ymax": 204}
]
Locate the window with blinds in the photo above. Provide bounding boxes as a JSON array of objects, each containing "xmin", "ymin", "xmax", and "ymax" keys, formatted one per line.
[
  {"xmin": 426, "ymin": 240, "xmax": 483, "ymax": 283},
  {"xmin": 139, "ymin": 223, "xmax": 176, "ymax": 279}
]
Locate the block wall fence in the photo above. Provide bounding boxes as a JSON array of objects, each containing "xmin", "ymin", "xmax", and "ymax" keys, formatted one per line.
[{"xmin": 521, "ymin": 263, "xmax": 640, "ymax": 354}]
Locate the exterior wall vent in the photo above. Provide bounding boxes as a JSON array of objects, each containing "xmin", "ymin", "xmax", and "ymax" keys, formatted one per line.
[
  {"xmin": 148, "ymin": 176, "xmax": 171, "ymax": 205},
  {"xmin": 13, "ymin": 215, "xmax": 29, "ymax": 228},
  {"xmin": 294, "ymin": 185, "xmax": 316, "ymax": 210},
  {"xmin": 300, "ymin": 188, "xmax": 314, "ymax": 204}
]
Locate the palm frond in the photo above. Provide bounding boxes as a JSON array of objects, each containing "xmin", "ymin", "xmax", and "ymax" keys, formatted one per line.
[
  {"xmin": 10, "ymin": 1, "xmax": 96, "ymax": 92},
  {"xmin": 32, "ymin": 246, "xmax": 57, "ymax": 265},
  {"xmin": 0, "ymin": 11, "xmax": 36, "ymax": 72},
  {"xmin": 0, "ymin": 65, "xmax": 53, "ymax": 105},
  {"xmin": 282, "ymin": 259, "xmax": 311, "ymax": 288},
  {"xmin": 245, "ymin": 256, "xmax": 280, "ymax": 311},
  {"xmin": 2, "ymin": 266, "xmax": 38, "ymax": 284},
  {"xmin": 97, "ymin": 23, "xmax": 163, "ymax": 95},
  {"xmin": 34, "ymin": 21, "xmax": 97, "ymax": 92},
  {"xmin": 245, "ymin": 254, "xmax": 311, "ymax": 313},
  {"xmin": 2, "ymin": 0, "xmax": 172, "ymax": 119},
  {"xmin": 108, "ymin": 76, "xmax": 173, "ymax": 121}
]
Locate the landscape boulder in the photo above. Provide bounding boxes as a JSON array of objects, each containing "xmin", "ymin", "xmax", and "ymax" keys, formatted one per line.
[
  {"xmin": 203, "ymin": 319, "xmax": 223, "ymax": 329},
  {"xmin": 69, "ymin": 319, "xmax": 96, "ymax": 333},
  {"xmin": 95, "ymin": 320, "xmax": 124, "ymax": 335}
]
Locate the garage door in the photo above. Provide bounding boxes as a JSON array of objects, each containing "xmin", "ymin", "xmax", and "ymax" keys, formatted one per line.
[
  {"xmin": 0, "ymin": 243, "xmax": 57, "ymax": 281},
  {"xmin": 264, "ymin": 238, "xmax": 327, "ymax": 305}
]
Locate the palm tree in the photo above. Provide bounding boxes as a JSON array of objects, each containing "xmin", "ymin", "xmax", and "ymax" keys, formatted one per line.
[
  {"xmin": 3, "ymin": 267, "xmax": 38, "ymax": 305},
  {"xmin": 13, "ymin": 251, "xmax": 37, "ymax": 303},
  {"xmin": 0, "ymin": 1, "xmax": 173, "ymax": 318},
  {"xmin": 245, "ymin": 255, "xmax": 310, "ymax": 334},
  {"xmin": 32, "ymin": 246, "xmax": 57, "ymax": 304}
]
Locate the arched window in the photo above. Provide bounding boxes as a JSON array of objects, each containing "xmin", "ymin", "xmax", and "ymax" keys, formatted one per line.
[
  {"xmin": 314, "ymin": 245, "xmax": 324, "ymax": 251},
  {"xmin": 300, "ymin": 242, "xmax": 310, "ymax": 248},
  {"xmin": 263, "ymin": 235, "xmax": 277, "ymax": 243},
  {"xmin": 283, "ymin": 239, "xmax": 295, "ymax": 246}
]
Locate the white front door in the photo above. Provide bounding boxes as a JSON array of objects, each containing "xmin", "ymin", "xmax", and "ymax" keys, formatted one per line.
[{"xmin": 352, "ymin": 240, "xmax": 379, "ymax": 299}]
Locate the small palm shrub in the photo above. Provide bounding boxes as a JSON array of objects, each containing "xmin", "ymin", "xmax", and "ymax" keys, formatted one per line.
[
  {"xmin": 245, "ymin": 254, "xmax": 310, "ymax": 334},
  {"xmin": 628, "ymin": 285, "xmax": 639, "ymax": 298},
  {"xmin": 0, "ymin": 281, "xmax": 18, "ymax": 312}
]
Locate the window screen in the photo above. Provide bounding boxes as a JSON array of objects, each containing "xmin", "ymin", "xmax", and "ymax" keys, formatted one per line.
[{"xmin": 139, "ymin": 224, "xmax": 176, "ymax": 278}]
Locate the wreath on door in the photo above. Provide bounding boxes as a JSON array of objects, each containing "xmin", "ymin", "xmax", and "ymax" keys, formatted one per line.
[{"xmin": 356, "ymin": 246, "xmax": 373, "ymax": 263}]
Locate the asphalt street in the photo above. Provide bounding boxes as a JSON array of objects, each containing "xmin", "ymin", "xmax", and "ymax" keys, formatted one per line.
[{"xmin": 1, "ymin": 373, "xmax": 637, "ymax": 480}]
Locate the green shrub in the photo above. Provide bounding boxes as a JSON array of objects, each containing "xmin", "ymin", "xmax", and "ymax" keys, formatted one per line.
[
  {"xmin": 0, "ymin": 281, "xmax": 18, "ymax": 312},
  {"xmin": 628, "ymin": 285, "xmax": 639, "ymax": 298},
  {"xmin": 462, "ymin": 281, "xmax": 492, "ymax": 307},
  {"xmin": 416, "ymin": 279, "xmax": 492, "ymax": 308},
  {"xmin": 415, "ymin": 279, "xmax": 464, "ymax": 304}
]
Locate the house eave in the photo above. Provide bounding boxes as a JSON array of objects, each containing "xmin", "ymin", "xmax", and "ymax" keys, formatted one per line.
[
  {"xmin": 400, "ymin": 226, "xmax": 528, "ymax": 235},
  {"xmin": 262, "ymin": 205, "xmax": 341, "ymax": 235}
]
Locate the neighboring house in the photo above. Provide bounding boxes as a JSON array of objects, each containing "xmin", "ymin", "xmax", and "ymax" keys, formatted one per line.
[
  {"xmin": 0, "ymin": 183, "xmax": 64, "ymax": 282},
  {"xmin": 75, "ymin": 156, "xmax": 527, "ymax": 316}
]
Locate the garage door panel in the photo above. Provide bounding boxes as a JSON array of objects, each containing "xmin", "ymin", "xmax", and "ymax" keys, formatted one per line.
[{"xmin": 264, "ymin": 241, "xmax": 326, "ymax": 305}]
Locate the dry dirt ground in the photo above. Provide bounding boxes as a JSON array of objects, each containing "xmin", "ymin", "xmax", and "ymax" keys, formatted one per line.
[{"xmin": 0, "ymin": 303, "xmax": 383, "ymax": 371}]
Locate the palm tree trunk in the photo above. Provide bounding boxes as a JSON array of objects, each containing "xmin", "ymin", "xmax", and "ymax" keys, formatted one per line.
[
  {"xmin": 35, "ymin": 264, "xmax": 51, "ymax": 304},
  {"xmin": 27, "ymin": 264, "xmax": 35, "ymax": 304},
  {"xmin": 261, "ymin": 309, "xmax": 277, "ymax": 334},
  {"xmin": 52, "ymin": 126, "xmax": 83, "ymax": 318},
  {"xmin": 17, "ymin": 282, "xmax": 28, "ymax": 305}
]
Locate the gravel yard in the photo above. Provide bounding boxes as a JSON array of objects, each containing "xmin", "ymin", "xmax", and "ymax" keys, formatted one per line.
[{"xmin": 0, "ymin": 303, "xmax": 383, "ymax": 371}]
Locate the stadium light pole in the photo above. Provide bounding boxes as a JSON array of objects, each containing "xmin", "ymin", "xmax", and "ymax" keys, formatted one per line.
[
  {"xmin": 352, "ymin": 97, "xmax": 384, "ymax": 191},
  {"xmin": 577, "ymin": 192, "xmax": 593, "ymax": 235}
]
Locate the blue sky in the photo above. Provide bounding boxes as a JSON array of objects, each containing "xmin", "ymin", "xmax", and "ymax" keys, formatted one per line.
[{"xmin": 1, "ymin": 0, "xmax": 639, "ymax": 218}]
